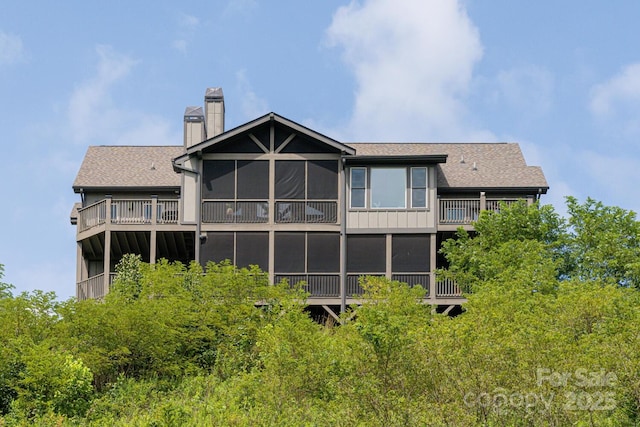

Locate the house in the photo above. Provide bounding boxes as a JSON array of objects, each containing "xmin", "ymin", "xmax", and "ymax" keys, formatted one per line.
[{"xmin": 71, "ymin": 87, "xmax": 548, "ymax": 315}]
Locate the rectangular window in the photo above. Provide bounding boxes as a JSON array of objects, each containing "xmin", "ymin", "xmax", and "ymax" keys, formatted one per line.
[
  {"xmin": 350, "ymin": 168, "xmax": 366, "ymax": 208},
  {"xmin": 411, "ymin": 167, "xmax": 427, "ymax": 208},
  {"xmin": 203, "ymin": 160, "xmax": 235, "ymax": 199},
  {"xmin": 200, "ymin": 232, "xmax": 234, "ymax": 265},
  {"xmin": 370, "ymin": 167, "xmax": 406, "ymax": 208},
  {"xmin": 236, "ymin": 232, "xmax": 269, "ymax": 270},
  {"xmin": 392, "ymin": 234, "xmax": 430, "ymax": 272},
  {"xmin": 347, "ymin": 235, "xmax": 386, "ymax": 273},
  {"xmin": 307, "ymin": 233, "xmax": 340, "ymax": 273},
  {"xmin": 307, "ymin": 160, "xmax": 338, "ymax": 199},
  {"xmin": 236, "ymin": 161, "xmax": 269, "ymax": 199},
  {"xmin": 274, "ymin": 232, "xmax": 306, "ymax": 273},
  {"xmin": 275, "ymin": 161, "xmax": 305, "ymax": 199}
]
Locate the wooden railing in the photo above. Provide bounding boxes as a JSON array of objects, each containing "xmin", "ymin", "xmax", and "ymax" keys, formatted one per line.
[
  {"xmin": 275, "ymin": 201, "xmax": 338, "ymax": 223},
  {"xmin": 391, "ymin": 273, "xmax": 430, "ymax": 296},
  {"xmin": 275, "ymin": 274, "xmax": 340, "ymax": 297},
  {"xmin": 77, "ymin": 198, "xmax": 179, "ymax": 232},
  {"xmin": 78, "ymin": 200, "xmax": 107, "ymax": 232},
  {"xmin": 439, "ymin": 198, "xmax": 524, "ymax": 225},
  {"xmin": 436, "ymin": 277, "xmax": 463, "ymax": 297},
  {"xmin": 439, "ymin": 199, "xmax": 480, "ymax": 225},
  {"xmin": 77, "ymin": 273, "xmax": 117, "ymax": 301},
  {"xmin": 202, "ymin": 200, "xmax": 268, "ymax": 223}
]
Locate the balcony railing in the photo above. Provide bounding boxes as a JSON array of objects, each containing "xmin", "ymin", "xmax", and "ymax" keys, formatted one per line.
[
  {"xmin": 77, "ymin": 273, "xmax": 117, "ymax": 301},
  {"xmin": 436, "ymin": 277, "xmax": 463, "ymax": 298},
  {"xmin": 439, "ymin": 198, "xmax": 523, "ymax": 225},
  {"xmin": 78, "ymin": 200, "xmax": 107, "ymax": 233},
  {"xmin": 77, "ymin": 198, "xmax": 180, "ymax": 232},
  {"xmin": 275, "ymin": 274, "xmax": 340, "ymax": 297},
  {"xmin": 391, "ymin": 273, "xmax": 430, "ymax": 296},
  {"xmin": 275, "ymin": 201, "xmax": 338, "ymax": 224},
  {"xmin": 202, "ymin": 200, "xmax": 268, "ymax": 223}
]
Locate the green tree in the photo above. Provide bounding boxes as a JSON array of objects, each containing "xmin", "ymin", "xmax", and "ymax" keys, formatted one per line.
[
  {"xmin": 439, "ymin": 200, "xmax": 567, "ymax": 292},
  {"xmin": 565, "ymin": 196, "xmax": 640, "ymax": 287}
]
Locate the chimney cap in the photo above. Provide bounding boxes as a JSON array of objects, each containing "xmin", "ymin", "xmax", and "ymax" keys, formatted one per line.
[
  {"xmin": 184, "ymin": 106, "xmax": 204, "ymax": 121},
  {"xmin": 205, "ymin": 87, "xmax": 224, "ymax": 100}
]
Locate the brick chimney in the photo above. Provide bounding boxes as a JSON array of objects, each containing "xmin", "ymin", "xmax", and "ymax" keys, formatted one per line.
[
  {"xmin": 183, "ymin": 106, "xmax": 205, "ymax": 149},
  {"xmin": 204, "ymin": 87, "xmax": 225, "ymax": 138}
]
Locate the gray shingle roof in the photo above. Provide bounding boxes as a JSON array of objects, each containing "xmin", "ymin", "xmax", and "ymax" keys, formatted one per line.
[
  {"xmin": 348, "ymin": 143, "xmax": 548, "ymax": 191},
  {"xmin": 73, "ymin": 146, "xmax": 184, "ymax": 191},
  {"xmin": 72, "ymin": 142, "xmax": 547, "ymax": 193}
]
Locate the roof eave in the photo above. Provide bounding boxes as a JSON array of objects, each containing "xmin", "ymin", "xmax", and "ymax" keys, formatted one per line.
[
  {"xmin": 173, "ymin": 112, "xmax": 355, "ymax": 165},
  {"xmin": 73, "ymin": 185, "xmax": 181, "ymax": 193},
  {"xmin": 438, "ymin": 186, "xmax": 549, "ymax": 194},
  {"xmin": 343, "ymin": 154, "xmax": 448, "ymax": 165}
]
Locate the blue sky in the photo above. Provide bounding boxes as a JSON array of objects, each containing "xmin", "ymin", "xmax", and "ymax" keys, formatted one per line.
[{"xmin": 1, "ymin": 0, "xmax": 640, "ymax": 299}]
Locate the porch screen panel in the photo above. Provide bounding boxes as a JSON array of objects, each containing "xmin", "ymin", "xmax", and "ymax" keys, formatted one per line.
[
  {"xmin": 200, "ymin": 232, "xmax": 234, "ymax": 265},
  {"xmin": 275, "ymin": 161, "xmax": 305, "ymax": 199},
  {"xmin": 236, "ymin": 232, "xmax": 269, "ymax": 270},
  {"xmin": 392, "ymin": 234, "xmax": 430, "ymax": 272},
  {"xmin": 307, "ymin": 232, "xmax": 340, "ymax": 273},
  {"xmin": 347, "ymin": 235, "xmax": 385, "ymax": 273},
  {"xmin": 307, "ymin": 160, "xmax": 338, "ymax": 199},
  {"xmin": 203, "ymin": 160, "xmax": 235, "ymax": 199},
  {"xmin": 274, "ymin": 232, "xmax": 305, "ymax": 273},
  {"xmin": 237, "ymin": 160, "xmax": 269, "ymax": 199}
]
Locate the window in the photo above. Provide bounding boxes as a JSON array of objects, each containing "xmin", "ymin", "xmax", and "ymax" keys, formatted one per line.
[
  {"xmin": 370, "ymin": 167, "xmax": 406, "ymax": 208},
  {"xmin": 274, "ymin": 232, "xmax": 340, "ymax": 274},
  {"xmin": 200, "ymin": 232, "xmax": 269, "ymax": 270},
  {"xmin": 349, "ymin": 166, "xmax": 429, "ymax": 210},
  {"xmin": 411, "ymin": 167, "xmax": 427, "ymax": 208},
  {"xmin": 350, "ymin": 168, "xmax": 366, "ymax": 208},
  {"xmin": 392, "ymin": 234, "xmax": 430, "ymax": 272},
  {"xmin": 203, "ymin": 160, "xmax": 268, "ymax": 199},
  {"xmin": 275, "ymin": 160, "xmax": 339, "ymax": 200},
  {"xmin": 347, "ymin": 235, "xmax": 386, "ymax": 273}
]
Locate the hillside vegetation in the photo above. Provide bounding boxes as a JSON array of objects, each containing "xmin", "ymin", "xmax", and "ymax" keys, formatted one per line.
[{"xmin": 1, "ymin": 197, "xmax": 640, "ymax": 426}]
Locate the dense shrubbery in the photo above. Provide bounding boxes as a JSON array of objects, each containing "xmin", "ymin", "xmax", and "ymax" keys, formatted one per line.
[{"xmin": 1, "ymin": 197, "xmax": 640, "ymax": 425}]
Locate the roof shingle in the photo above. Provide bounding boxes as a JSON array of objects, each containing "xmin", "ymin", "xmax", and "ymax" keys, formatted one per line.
[
  {"xmin": 73, "ymin": 146, "xmax": 183, "ymax": 190},
  {"xmin": 348, "ymin": 143, "xmax": 548, "ymax": 190},
  {"xmin": 72, "ymin": 142, "xmax": 547, "ymax": 192}
]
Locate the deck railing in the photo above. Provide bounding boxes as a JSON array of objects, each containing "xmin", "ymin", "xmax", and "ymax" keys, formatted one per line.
[
  {"xmin": 485, "ymin": 199, "xmax": 520, "ymax": 213},
  {"xmin": 275, "ymin": 201, "xmax": 338, "ymax": 223},
  {"xmin": 391, "ymin": 273, "xmax": 430, "ymax": 296},
  {"xmin": 78, "ymin": 200, "xmax": 107, "ymax": 232},
  {"xmin": 439, "ymin": 199, "xmax": 481, "ymax": 225},
  {"xmin": 77, "ymin": 273, "xmax": 117, "ymax": 301},
  {"xmin": 77, "ymin": 198, "xmax": 180, "ymax": 232},
  {"xmin": 439, "ymin": 198, "xmax": 525, "ymax": 225},
  {"xmin": 275, "ymin": 274, "xmax": 340, "ymax": 297},
  {"xmin": 436, "ymin": 277, "xmax": 463, "ymax": 297},
  {"xmin": 202, "ymin": 200, "xmax": 268, "ymax": 223}
]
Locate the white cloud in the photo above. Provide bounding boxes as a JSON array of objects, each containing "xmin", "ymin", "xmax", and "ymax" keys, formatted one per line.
[
  {"xmin": 172, "ymin": 14, "xmax": 199, "ymax": 54},
  {"xmin": 492, "ymin": 65, "xmax": 554, "ymax": 117},
  {"xmin": 0, "ymin": 31, "xmax": 24, "ymax": 65},
  {"xmin": 326, "ymin": 0, "xmax": 486, "ymax": 141},
  {"xmin": 223, "ymin": 0, "xmax": 258, "ymax": 18},
  {"xmin": 235, "ymin": 69, "xmax": 269, "ymax": 120},
  {"xmin": 67, "ymin": 45, "xmax": 177, "ymax": 146},
  {"xmin": 589, "ymin": 63, "xmax": 640, "ymax": 135}
]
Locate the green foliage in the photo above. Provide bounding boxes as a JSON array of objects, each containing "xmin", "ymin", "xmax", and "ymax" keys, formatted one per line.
[
  {"xmin": 440, "ymin": 197, "xmax": 640, "ymax": 292},
  {"xmin": 565, "ymin": 196, "xmax": 640, "ymax": 287},
  {"xmin": 11, "ymin": 345, "xmax": 93, "ymax": 420},
  {"xmin": 3, "ymin": 196, "xmax": 640, "ymax": 426}
]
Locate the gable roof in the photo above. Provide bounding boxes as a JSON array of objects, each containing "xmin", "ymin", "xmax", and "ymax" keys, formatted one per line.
[
  {"xmin": 173, "ymin": 112, "xmax": 355, "ymax": 166},
  {"xmin": 348, "ymin": 143, "xmax": 548, "ymax": 192},
  {"xmin": 73, "ymin": 146, "xmax": 183, "ymax": 192}
]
